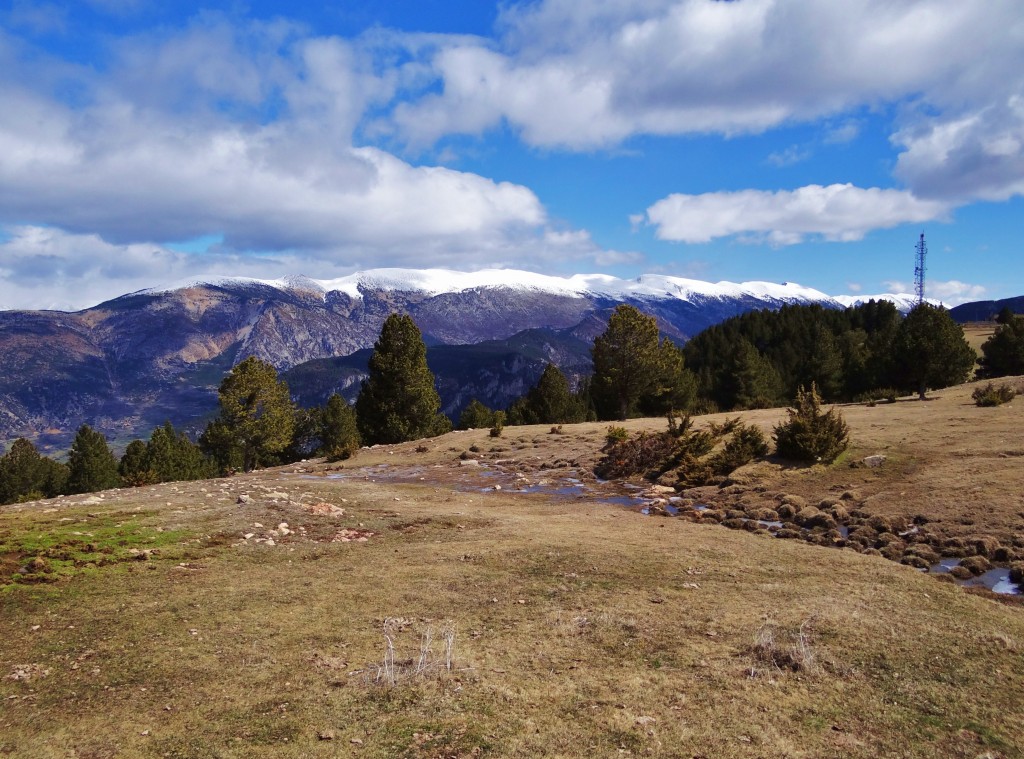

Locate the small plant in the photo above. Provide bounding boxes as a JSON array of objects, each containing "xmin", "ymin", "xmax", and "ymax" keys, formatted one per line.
[
  {"xmin": 372, "ymin": 618, "xmax": 456, "ymax": 687},
  {"xmin": 972, "ymin": 382, "xmax": 1017, "ymax": 407},
  {"xmin": 604, "ymin": 426, "xmax": 629, "ymax": 447},
  {"xmin": 751, "ymin": 618, "xmax": 818, "ymax": 674},
  {"xmin": 549, "ymin": 425, "xmax": 563, "ymax": 435},
  {"xmin": 489, "ymin": 411, "xmax": 506, "ymax": 438},
  {"xmin": 774, "ymin": 384, "xmax": 850, "ymax": 464}
]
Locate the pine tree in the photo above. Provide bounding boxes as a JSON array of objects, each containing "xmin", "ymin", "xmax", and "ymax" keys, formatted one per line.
[
  {"xmin": 508, "ymin": 364, "xmax": 585, "ymax": 425},
  {"xmin": 119, "ymin": 439, "xmax": 155, "ymax": 487},
  {"xmin": 979, "ymin": 315, "xmax": 1024, "ymax": 378},
  {"xmin": 356, "ymin": 314, "xmax": 450, "ymax": 444},
  {"xmin": 203, "ymin": 356, "xmax": 296, "ymax": 471},
  {"xmin": 640, "ymin": 339, "xmax": 698, "ymax": 417},
  {"xmin": 320, "ymin": 394, "xmax": 361, "ymax": 460},
  {"xmin": 892, "ymin": 303, "xmax": 977, "ymax": 399},
  {"xmin": 591, "ymin": 305, "xmax": 662, "ymax": 420},
  {"xmin": 726, "ymin": 340, "xmax": 783, "ymax": 410},
  {"xmin": 0, "ymin": 438, "xmax": 68, "ymax": 504},
  {"xmin": 66, "ymin": 425, "xmax": 121, "ymax": 494},
  {"xmin": 458, "ymin": 399, "xmax": 495, "ymax": 430}
]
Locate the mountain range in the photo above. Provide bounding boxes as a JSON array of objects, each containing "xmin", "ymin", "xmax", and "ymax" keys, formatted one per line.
[{"xmin": 0, "ymin": 269, "xmax": 970, "ymax": 452}]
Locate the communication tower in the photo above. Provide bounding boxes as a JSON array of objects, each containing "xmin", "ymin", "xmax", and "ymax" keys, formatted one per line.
[{"xmin": 914, "ymin": 232, "xmax": 927, "ymax": 305}]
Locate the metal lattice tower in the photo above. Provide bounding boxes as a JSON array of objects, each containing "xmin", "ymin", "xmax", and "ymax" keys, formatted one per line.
[{"xmin": 914, "ymin": 232, "xmax": 927, "ymax": 305}]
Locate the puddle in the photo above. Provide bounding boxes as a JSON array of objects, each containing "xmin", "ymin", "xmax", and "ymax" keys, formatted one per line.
[{"xmin": 930, "ymin": 559, "xmax": 1020, "ymax": 595}]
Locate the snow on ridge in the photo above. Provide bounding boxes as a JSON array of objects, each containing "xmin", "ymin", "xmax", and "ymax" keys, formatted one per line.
[
  {"xmin": 137, "ymin": 268, "xmax": 908, "ymax": 308},
  {"xmin": 833, "ymin": 293, "xmax": 943, "ymax": 310}
]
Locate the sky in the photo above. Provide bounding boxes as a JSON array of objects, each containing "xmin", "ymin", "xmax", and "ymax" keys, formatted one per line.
[{"xmin": 0, "ymin": 0, "xmax": 1022, "ymax": 311}]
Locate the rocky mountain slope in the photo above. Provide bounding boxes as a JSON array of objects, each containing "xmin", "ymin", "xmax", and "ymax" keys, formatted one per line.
[{"xmin": 0, "ymin": 269, "xmax": 915, "ymax": 450}]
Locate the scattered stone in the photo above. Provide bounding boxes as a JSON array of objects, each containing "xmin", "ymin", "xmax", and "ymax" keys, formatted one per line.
[
  {"xmin": 459, "ymin": 459, "xmax": 480, "ymax": 467},
  {"xmin": 862, "ymin": 455, "xmax": 886, "ymax": 468},
  {"xmin": 303, "ymin": 502, "xmax": 346, "ymax": 517},
  {"xmin": 237, "ymin": 495, "xmax": 252, "ymax": 505},
  {"xmin": 318, "ymin": 731, "xmax": 335, "ymax": 741},
  {"xmin": 80, "ymin": 496, "xmax": 104, "ymax": 506},
  {"xmin": 267, "ymin": 492, "xmax": 289, "ymax": 501}
]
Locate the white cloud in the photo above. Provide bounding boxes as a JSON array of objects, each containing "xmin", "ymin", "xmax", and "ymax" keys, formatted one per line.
[
  {"xmin": 388, "ymin": 0, "xmax": 1024, "ymax": 153},
  {"xmin": 644, "ymin": 184, "xmax": 949, "ymax": 244},
  {"xmin": 0, "ymin": 19, "xmax": 629, "ymax": 279},
  {"xmin": 766, "ymin": 145, "xmax": 811, "ymax": 168},
  {"xmin": 882, "ymin": 278, "xmax": 984, "ymax": 305}
]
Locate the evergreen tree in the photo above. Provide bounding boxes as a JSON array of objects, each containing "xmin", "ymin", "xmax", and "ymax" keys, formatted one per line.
[
  {"xmin": 725, "ymin": 340, "xmax": 784, "ymax": 410},
  {"xmin": 458, "ymin": 399, "xmax": 495, "ymax": 430},
  {"xmin": 356, "ymin": 314, "xmax": 451, "ymax": 444},
  {"xmin": 639, "ymin": 339, "xmax": 698, "ymax": 417},
  {"xmin": 119, "ymin": 439, "xmax": 155, "ymax": 487},
  {"xmin": 773, "ymin": 384, "xmax": 850, "ymax": 464},
  {"xmin": 892, "ymin": 303, "xmax": 976, "ymax": 399},
  {"xmin": 591, "ymin": 305, "xmax": 662, "ymax": 420},
  {"xmin": 66, "ymin": 425, "xmax": 120, "ymax": 494},
  {"xmin": 145, "ymin": 421, "xmax": 212, "ymax": 482},
  {"xmin": 320, "ymin": 394, "xmax": 361, "ymax": 460},
  {"xmin": 508, "ymin": 364, "xmax": 586, "ymax": 425},
  {"xmin": 979, "ymin": 315, "xmax": 1024, "ymax": 378},
  {"xmin": 203, "ymin": 356, "xmax": 296, "ymax": 471},
  {"xmin": 0, "ymin": 438, "xmax": 68, "ymax": 504}
]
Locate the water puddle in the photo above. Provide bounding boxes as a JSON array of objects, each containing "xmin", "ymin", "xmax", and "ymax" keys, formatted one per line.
[{"xmin": 930, "ymin": 559, "xmax": 1020, "ymax": 595}]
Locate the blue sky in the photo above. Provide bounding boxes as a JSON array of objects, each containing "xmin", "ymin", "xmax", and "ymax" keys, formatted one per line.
[{"xmin": 0, "ymin": 0, "xmax": 1021, "ymax": 310}]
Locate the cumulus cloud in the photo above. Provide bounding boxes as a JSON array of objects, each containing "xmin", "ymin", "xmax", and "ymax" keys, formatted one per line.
[
  {"xmin": 0, "ymin": 17, "xmax": 625, "ymax": 282},
  {"xmin": 643, "ymin": 184, "xmax": 949, "ymax": 245},
  {"xmin": 389, "ymin": 1, "xmax": 1023, "ymax": 149}
]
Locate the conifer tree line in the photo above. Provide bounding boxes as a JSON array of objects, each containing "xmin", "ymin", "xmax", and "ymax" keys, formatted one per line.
[{"xmin": 0, "ymin": 300, "xmax": 1010, "ymax": 505}]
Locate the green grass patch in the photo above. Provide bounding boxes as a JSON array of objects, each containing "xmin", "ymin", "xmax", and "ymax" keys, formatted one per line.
[{"xmin": 0, "ymin": 510, "xmax": 190, "ymax": 589}]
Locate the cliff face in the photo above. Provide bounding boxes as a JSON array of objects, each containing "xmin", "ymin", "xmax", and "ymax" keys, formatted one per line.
[{"xmin": 0, "ymin": 274, "xmax": 840, "ymax": 450}]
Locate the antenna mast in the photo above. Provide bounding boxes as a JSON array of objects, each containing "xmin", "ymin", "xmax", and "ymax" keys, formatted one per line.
[{"xmin": 914, "ymin": 232, "xmax": 927, "ymax": 305}]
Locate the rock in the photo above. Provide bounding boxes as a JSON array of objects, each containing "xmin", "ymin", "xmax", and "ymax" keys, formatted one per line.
[
  {"xmin": 303, "ymin": 502, "xmax": 346, "ymax": 517},
  {"xmin": 80, "ymin": 496, "xmax": 103, "ymax": 506},
  {"xmin": 862, "ymin": 455, "xmax": 886, "ymax": 468},
  {"xmin": 236, "ymin": 494, "xmax": 252, "ymax": 504},
  {"xmin": 648, "ymin": 485, "xmax": 676, "ymax": 495},
  {"xmin": 459, "ymin": 459, "xmax": 480, "ymax": 467},
  {"xmin": 318, "ymin": 731, "xmax": 335, "ymax": 741},
  {"xmin": 267, "ymin": 491, "xmax": 289, "ymax": 501}
]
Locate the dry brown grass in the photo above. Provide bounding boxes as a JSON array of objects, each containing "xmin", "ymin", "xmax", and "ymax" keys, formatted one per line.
[{"xmin": 2, "ymin": 379, "xmax": 1024, "ymax": 757}]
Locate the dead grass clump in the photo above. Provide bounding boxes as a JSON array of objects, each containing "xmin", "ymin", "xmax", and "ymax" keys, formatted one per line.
[
  {"xmin": 371, "ymin": 617, "xmax": 456, "ymax": 687},
  {"xmin": 750, "ymin": 617, "xmax": 818, "ymax": 674}
]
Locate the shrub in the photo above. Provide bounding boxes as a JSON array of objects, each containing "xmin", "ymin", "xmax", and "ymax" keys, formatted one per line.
[
  {"xmin": 773, "ymin": 384, "xmax": 850, "ymax": 464},
  {"xmin": 972, "ymin": 382, "xmax": 1017, "ymax": 407},
  {"xmin": 595, "ymin": 431, "xmax": 676, "ymax": 480},
  {"xmin": 604, "ymin": 426, "xmax": 629, "ymax": 447},
  {"xmin": 708, "ymin": 423, "xmax": 769, "ymax": 475},
  {"xmin": 854, "ymin": 388, "xmax": 898, "ymax": 406},
  {"xmin": 489, "ymin": 411, "xmax": 506, "ymax": 438}
]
